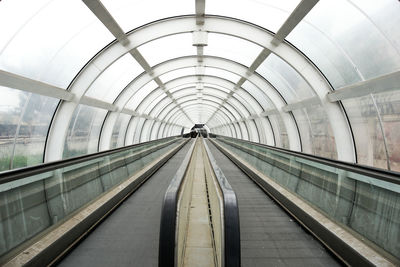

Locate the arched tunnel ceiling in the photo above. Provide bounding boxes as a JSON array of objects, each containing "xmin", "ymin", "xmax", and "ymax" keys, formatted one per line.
[{"xmin": 0, "ymin": 0, "xmax": 400, "ymax": 172}]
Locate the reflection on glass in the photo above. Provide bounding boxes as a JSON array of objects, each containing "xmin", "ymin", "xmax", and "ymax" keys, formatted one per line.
[
  {"xmin": 63, "ymin": 105, "xmax": 107, "ymax": 159},
  {"xmin": 0, "ymin": 88, "xmax": 58, "ymax": 172},
  {"xmin": 287, "ymin": 0, "xmax": 400, "ymax": 89},
  {"xmin": 111, "ymin": 113, "xmax": 132, "ymax": 149},
  {"xmin": 205, "ymin": 33, "xmax": 262, "ymax": 67},
  {"xmin": 137, "ymin": 34, "xmax": 194, "ymax": 67},
  {"xmin": 85, "ymin": 54, "xmax": 143, "ymax": 103},
  {"xmin": 0, "ymin": 0, "xmax": 113, "ymax": 88}
]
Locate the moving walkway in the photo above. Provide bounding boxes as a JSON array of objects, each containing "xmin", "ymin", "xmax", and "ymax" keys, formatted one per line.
[{"xmin": 0, "ymin": 136, "xmax": 398, "ymax": 266}]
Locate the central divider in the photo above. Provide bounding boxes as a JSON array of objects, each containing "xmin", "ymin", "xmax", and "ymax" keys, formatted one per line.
[{"xmin": 159, "ymin": 137, "xmax": 240, "ymax": 267}]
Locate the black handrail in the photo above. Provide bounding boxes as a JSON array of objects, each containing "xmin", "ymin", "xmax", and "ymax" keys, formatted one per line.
[
  {"xmin": 214, "ymin": 134, "xmax": 400, "ymax": 185},
  {"xmin": 159, "ymin": 139, "xmax": 196, "ymax": 267},
  {"xmin": 203, "ymin": 139, "xmax": 240, "ymax": 267},
  {"xmin": 159, "ymin": 139, "xmax": 241, "ymax": 267},
  {"xmin": 0, "ymin": 136, "xmax": 181, "ymax": 185}
]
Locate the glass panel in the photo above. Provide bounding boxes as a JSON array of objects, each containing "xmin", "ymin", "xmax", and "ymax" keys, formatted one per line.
[
  {"xmin": 204, "ymin": 83, "xmax": 230, "ymax": 93},
  {"xmin": 111, "ymin": 113, "xmax": 131, "ymax": 149},
  {"xmin": 269, "ymin": 114, "xmax": 289, "ymax": 148},
  {"xmin": 0, "ymin": 88, "xmax": 28, "ymax": 171},
  {"xmin": 207, "ymin": 0, "xmax": 299, "ymax": 33},
  {"xmin": 287, "ymin": 0, "xmax": 400, "ymax": 89},
  {"xmin": 176, "ymin": 95, "xmax": 197, "ymax": 105},
  {"xmin": 343, "ymin": 90, "xmax": 400, "ymax": 172},
  {"xmin": 85, "ymin": 54, "xmax": 143, "ymax": 102},
  {"xmin": 246, "ymin": 120, "xmax": 259, "ymax": 142},
  {"xmin": 204, "ymin": 67, "xmax": 241, "ymax": 83},
  {"xmin": 159, "ymin": 67, "xmax": 195, "ymax": 83},
  {"xmin": 0, "ymin": 0, "xmax": 114, "ymax": 88},
  {"xmin": 302, "ymin": 105, "xmax": 337, "ymax": 159},
  {"xmin": 205, "ymin": 33, "xmax": 263, "ymax": 67},
  {"xmin": 220, "ymin": 105, "xmax": 241, "ymax": 121},
  {"xmin": 374, "ymin": 91, "xmax": 400, "ymax": 172},
  {"xmin": 133, "ymin": 118, "xmax": 146, "ymax": 144},
  {"xmin": 202, "ymin": 95, "xmax": 223, "ymax": 105},
  {"xmin": 172, "ymin": 88, "xmax": 197, "ymax": 98},
  {"xmin": 258, "ymin": 54, "xmax": 315, "ymax": 103},
  {"xmin": 157, "ymin": 102, "xmax": 177, "ymax": 120},
  {"xmin": 202, "ymin": 88, "xmax": 228, "ymax": 99},
  {"xmin": 151, "ymin": 121, "xmax": 161, "ymax": 140},
  {"xmin": 137, "ymin": 34, "xmax": 194, "ymax": 67},
  {"xmin": 239, "ymin": 121, "xmax": 249, "ymax": 140},
  {"xmin": 242, "ymin": 81, "xmax": 275, "ymax": 110},
  {"xmin": 292, "ymin": 109, "xmax": 313, "ymax": 155},
  {"xmin": 124, "ymin": 81, "xmax": 158, "ymax": 111},
  {"xmin": 0, "ymin": 88, "xmax": 58, "ymax": 171},
  {"xmin": 101, "ymin": 0, "xmax": 193, "ymax": 32},
  {"xmin": 140, "ymin": 90, "xmax": 167, "ymax": 114},
  {"xmin": 151, "ymin": 98, "xmax": 173, "ymax": 117},
  {"xmin": 227, "ymin": 98, "xmax": 250, "ymax": 117},
  {"xmin": 233, "ymin": 92, "xmax": 262, "ymax": 114},
  {"xmin": 140, "ymin": 120, "xmax": 153, "ymax": 142},
  {"xmin": 343, "ymin": 96, "xmax": 387, "ymax": 170},
  {"xmin": 169, "ymin": 83, "xmax": 196, "ymax": 93},
  {"xmin": 233, "ymin": 123, "xmax": 242, "ymax": 139},
  {"xmin": 63, "ymin": 105, "xmax": 107, "ymax": 159},
  {"xmin": 135, "ymin": 89, "xmax": 161, "ymax": 113}
]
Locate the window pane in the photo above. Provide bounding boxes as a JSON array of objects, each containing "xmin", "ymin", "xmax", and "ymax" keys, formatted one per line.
[
  {"xmin": 287, "ymin": 0, "xmax": 400, "ymax": 89},
  {"xmin": 342, "ymin": 96, "xmax": 387, "ymax": 170},
  {"xmin": 375, "ymin": 91, "xmax": 400, "ymax": 172},
  {"xmin": 204, "ymin": 83, "xmax": 230, "ymax": 93},
  {"xmin": 0, "ymin": 0, "xmax": 114, "ymax": 88},
  {"xmin": 207, "ymin": 0, "xmax": 299, "ymax": 33},
  {"xmin": 139, "ymin": 90, "xmax": 167, "ymax": 114},
  {"xmin": 159, "ymin": 67, "xmax": 195, "ymax": 83},
  {"xmin": 205, "ymin": 33, "xmax": 262, "ymax": 67},
  {"xmin": 242, "ymin": 81, "xmax": 275, "ymax": 110},
  {"xmin": 151, "ymin": 98, "xmax": 173, "ymax": 117},
  {"xmin": 169, "ymin": 84, "xmax": 196, "ymax": 93},
  {"xmin": 111, "ymin": 113, "xmax": 131, "ymax": 148},
  {"xmin": 138, "ymin": 34, "xmax": 194, "ymax": 67},
  {"xmin": 101, "ymin": 0, "xmax": 193, "ymax": 32},
  {"xmin": 63, "ymin": 105, "xmax": 107, "ymax": 159},
  {"xmin": 0, "ymin": 88, "xmax": 58, "ymax": 171},
  {"xmin": 202, "ymin": 88, "xmax": 228, "ymax": 99},
  {"xmin": 85, "ymin": 54, "xmax": 143, "ymax": 102},
  {"xmin": 124, "ymin": 81, "xmax": 158, "ymax": 110},
  {"xmin": 258, "ymin": 54, "xmax": 315, "ymax": 103},
  {"xmin": 172, "ymin": 88, "xmax": 197, "ymax": 98},
  {"xmin": 204, "ymin": 67, "xmax": 241, "ymax": 83}
]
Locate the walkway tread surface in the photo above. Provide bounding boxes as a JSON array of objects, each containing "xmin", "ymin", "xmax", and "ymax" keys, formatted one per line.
[
  {"xmin": 206, "ymin": 140, "xmax": 341, "ymax": 267},
  {"xmin": 58, "ymin": 140, "xmax": 193, "ymax": 267}
]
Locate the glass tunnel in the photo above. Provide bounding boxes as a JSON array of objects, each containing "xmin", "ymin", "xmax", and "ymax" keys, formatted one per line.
[
  {"xmin": 1, "ymin": 0, "xmax": 400, "ymax": 265},
  {"xmin": 0, "ymin": 0, "xmax": 400, "ymax": 172}
]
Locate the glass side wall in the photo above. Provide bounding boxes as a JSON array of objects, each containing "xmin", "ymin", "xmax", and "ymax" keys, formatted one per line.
[
  {"xmin": 0, "ymin": 137, "xmax": 182, "ymax": 259},
  {"xmin": 214, "ymin": 136, "xmax": 400, "ymax": 260},
  {"xmin": 0, "ymin": 88, "xmax": 58, "ymax": 172},
  {"xmin": 63, "ymin": 105, "xmax": 108, "ymax": 159}
]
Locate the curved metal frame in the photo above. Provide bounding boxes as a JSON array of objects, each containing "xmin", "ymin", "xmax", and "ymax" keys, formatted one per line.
[{"xmin": 44, "ymin": 15, "xmax": 355, "ymax": 163}]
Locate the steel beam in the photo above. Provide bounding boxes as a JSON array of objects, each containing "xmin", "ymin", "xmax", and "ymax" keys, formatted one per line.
[{"xmin": 0, "ymin": 70, "xmax": 74, "ymax": 101}]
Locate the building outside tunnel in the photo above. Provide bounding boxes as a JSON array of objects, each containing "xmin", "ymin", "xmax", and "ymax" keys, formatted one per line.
[{"xmin": 0, "ymin": 0, "xmax": 400, "ymax": 265}]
